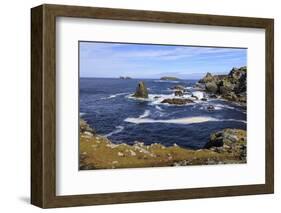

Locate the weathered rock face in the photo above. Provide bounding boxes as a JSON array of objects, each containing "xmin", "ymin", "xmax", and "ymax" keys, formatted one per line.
[
  {"xmin": 204, "ymin": 129, "xmax": 246, "ymax": 160},
  {"xmin": 133, "ymin": 81, "xmax": 148, "ymax": 98},
  {"xmin": 161, "ymin": 98, "xmax": 194, "ymax": 105},
  {"xmin": 206, "ymin": 81, "xmax": 218, "ymax": 93},
  {"xmin": 174, "ymin": 90, "xmax": 184, "ymax": 96},
  {"xmin": 198, "ymin": 66, "xmax": 247, "ymax": 103},
  {"xmin": 80, "ymin": 118, "xmax": 95, "ymax": 135},
  {"xmin": 219, "ymin": 78, "xmax": 235, "ymax": 95},
  {"xmin": 198, "ymin": 72, "xmax": 214, "ymax": 83}
]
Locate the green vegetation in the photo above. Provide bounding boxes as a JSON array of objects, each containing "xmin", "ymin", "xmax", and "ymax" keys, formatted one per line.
[{"xmin": 79, "ymin": 119, "xmax": 246, "ymax": 170}]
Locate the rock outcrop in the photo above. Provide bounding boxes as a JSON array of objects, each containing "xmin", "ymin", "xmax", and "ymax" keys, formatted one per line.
[
  {"xmin": 174, "ymin": 90, "xmax": 184, "ymax": 96},
  {"xmin": 198, "ymin": 72, "xmax": 214, "ymax": 83},
  {"xmin": 206, "ymin": 81, "xmax": 218, "ymax": 93},
  {"xmin": 198, "ymin": 66, "xmax": 247, "ymax": 103},
  {"xmin": 80, "ymin": 118, "xmax": 95, "ymax": 135},
  {"xmin": 161, "ymin": 98, "xmax": 194, "ymax": 105},
  {"xmin": 132, "ymin": 81, "xmax": 148, "ymax": 98},
  {"xmin": 204, "ymin": 128, "xmax": 246, "ymax": 161}
]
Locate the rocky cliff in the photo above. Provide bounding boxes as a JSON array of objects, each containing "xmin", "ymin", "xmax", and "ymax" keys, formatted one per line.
[{"xmin": 198, "ymin": 66, "xmax": 247, "ymax": 103}]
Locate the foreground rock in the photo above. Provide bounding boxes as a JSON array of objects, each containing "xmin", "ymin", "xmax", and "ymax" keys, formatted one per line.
[
  {"xmin": 204, "ymin": 129, "xmax": 246, "ymax": 161},
  {"xmin": 80, "ymin": 119, "xmax": 246, "ymax": 169},
  {"xmin": 132, "ymin": 81, "xmax": 148, "ymax": 98},
  {"xmin": 161, "ymin": 98, "xmax": 194, "ymax": 105},
  {"xmin": 80, "ymin": 118, "xmax": 95, "ymax": 135},
  {"xmin": 160, "ymin": 76, "xmax": 180, "ymax": 81},
  {"xmin": 198, "ymin": 66, "xmax": 247, "ymax": 104}
]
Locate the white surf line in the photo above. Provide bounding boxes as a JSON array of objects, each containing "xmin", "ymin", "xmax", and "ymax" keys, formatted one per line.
[
  {"xmin": 101, "ymin": 92, "xmax": 128, "ymax": 100},
  {"xmin": 124, "ymin": 116, "xmax": 218, "ymax": 124},
  {"xmin": 138, "ymin": 110, "xmax": 150, "ymax": 118},
  {"xmin": 221, "ymin": 118, "xmax": 247, "ymax": 124},
  {"xmin": 124, "ymin": 116, "xmax": 246, "ymax": 125},
  {"xmin": 105, "ymin": 126, "xmax": 124, "ymax": 137}
]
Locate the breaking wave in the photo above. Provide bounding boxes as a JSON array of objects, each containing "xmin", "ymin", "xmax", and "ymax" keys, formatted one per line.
[
  {"xmin": 139, "ymin": 110, "xmax": 150, "ymax": 118},
  {"xmin": 101, "ymin": 92, "xmax": 128, "ymax": 100},
  {"xmin": 105, "ymin": 125, "xmax": 124, "ymax": 137}
]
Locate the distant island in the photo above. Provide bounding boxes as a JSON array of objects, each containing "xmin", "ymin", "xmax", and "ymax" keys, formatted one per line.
[
  {"xmin": 160, "ymin": 76, "xmax": 180, "ymax": 81},
  {"xmin": 119, "ymin": 76, "xmax": 132, "ymax": 79}
]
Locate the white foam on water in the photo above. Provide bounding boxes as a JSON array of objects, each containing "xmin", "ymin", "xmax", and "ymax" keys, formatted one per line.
[
  {"xmin": 124, "ymin": 116, "xmax": 246, "ymax": 125},
  {"xmin": 155, "ymin": 105, "xmax": 163, "ymax": 111},
  {"xmin": 154, "ymin": 80, "xmax": 180, "ymax": 83},
  {"xmin": 138, "ymin": 110, "xmax": 150, "ymax": 118},
  {"xmin": 213, "ymin": 103, "xmax": 235, "ymax": 110},
  {"xmin": 105, "ymin": 125, "xmax": 124, "ymax": 137},
  {"xmin": 101, "ymin": 92, "xmax": 128, "ymax": 100},
  {"xmin": 124, "ymin": 116, "xmax": 218, "ymax": 125},
  {"xmin": 80, "ymin": 112, "xmax": 86, "ymax": 116},
  {"xmin": 192, "ymin": 91, "xmax": 205, "ymax": 100},
  {"xmin": 222, "ymin": 119, "xmax": 247, "ymax": 124}
]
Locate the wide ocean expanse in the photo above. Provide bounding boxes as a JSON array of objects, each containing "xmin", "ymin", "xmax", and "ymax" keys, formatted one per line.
[{"xmin": 80, "ymin": 78, "xmax": 246, "ymax": 149}]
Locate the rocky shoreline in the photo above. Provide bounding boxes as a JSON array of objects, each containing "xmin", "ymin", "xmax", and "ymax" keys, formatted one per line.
[
  {"xmin": 80, "ymin": 118, "xmax": 246, "ymax": 170},
  {"xmin": 198, "ymin": 66, "xmax": 247, "ymax": 104},
  {"xmin": 129, "ymin": 66, "xmax": 246, "ymax": 108}
]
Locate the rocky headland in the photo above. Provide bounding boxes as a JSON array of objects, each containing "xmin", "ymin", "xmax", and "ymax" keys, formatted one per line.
[
  {"xmin": 198, "ymin": 66, "xmax": 247, "ymax": 104},
  {"xmin": 80, "ymin": 118, "xmax": 246, "ymax": 169}
]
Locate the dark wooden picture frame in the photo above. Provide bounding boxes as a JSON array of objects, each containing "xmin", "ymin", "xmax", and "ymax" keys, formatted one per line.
[{"xmin": 31, "ymin": 4, "xmax": 274, "ymax": 208}]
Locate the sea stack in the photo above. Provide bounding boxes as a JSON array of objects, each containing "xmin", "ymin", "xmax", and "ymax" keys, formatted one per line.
[{"xmin": 133, "ymin": 81, "xmax": 148, "ymax": 98}]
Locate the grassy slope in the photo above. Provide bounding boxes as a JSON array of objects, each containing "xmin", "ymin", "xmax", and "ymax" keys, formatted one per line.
[{"xmin": 80, "ymin": 129, "xmax": 246, "ymax": 170}]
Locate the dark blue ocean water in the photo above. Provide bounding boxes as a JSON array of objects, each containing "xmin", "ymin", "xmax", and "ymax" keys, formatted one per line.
[{"xmin": 80, "ymin": 78, "xmax": 246, "ymax": 149}]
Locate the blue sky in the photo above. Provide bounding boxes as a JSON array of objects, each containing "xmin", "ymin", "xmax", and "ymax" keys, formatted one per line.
[{"xmin": 79, "ymin": 42, "xmax": 247, "ymax": 79}]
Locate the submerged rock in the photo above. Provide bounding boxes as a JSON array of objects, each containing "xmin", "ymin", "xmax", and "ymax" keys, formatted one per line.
[
  {"xmin": 161, "ymin": 98, "xmax": 194, "ymax": 105},
  {"xmin": 207, "ymin": 105, "xmax": 215, "ymax": 111},
  {"xmin": 132, "ymin": 81, "xmax": 148, "ymax": 98}
]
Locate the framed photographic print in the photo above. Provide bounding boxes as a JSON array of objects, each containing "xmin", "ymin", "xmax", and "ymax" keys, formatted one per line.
[{"xmin": 31, "ymin": 4, "xmax": 274, "ymax": 208}]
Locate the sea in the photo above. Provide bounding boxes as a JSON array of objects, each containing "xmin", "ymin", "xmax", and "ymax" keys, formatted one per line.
[{"xmin": 80, "ymin": 78, "xmax": 246, "ymax": 149}]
